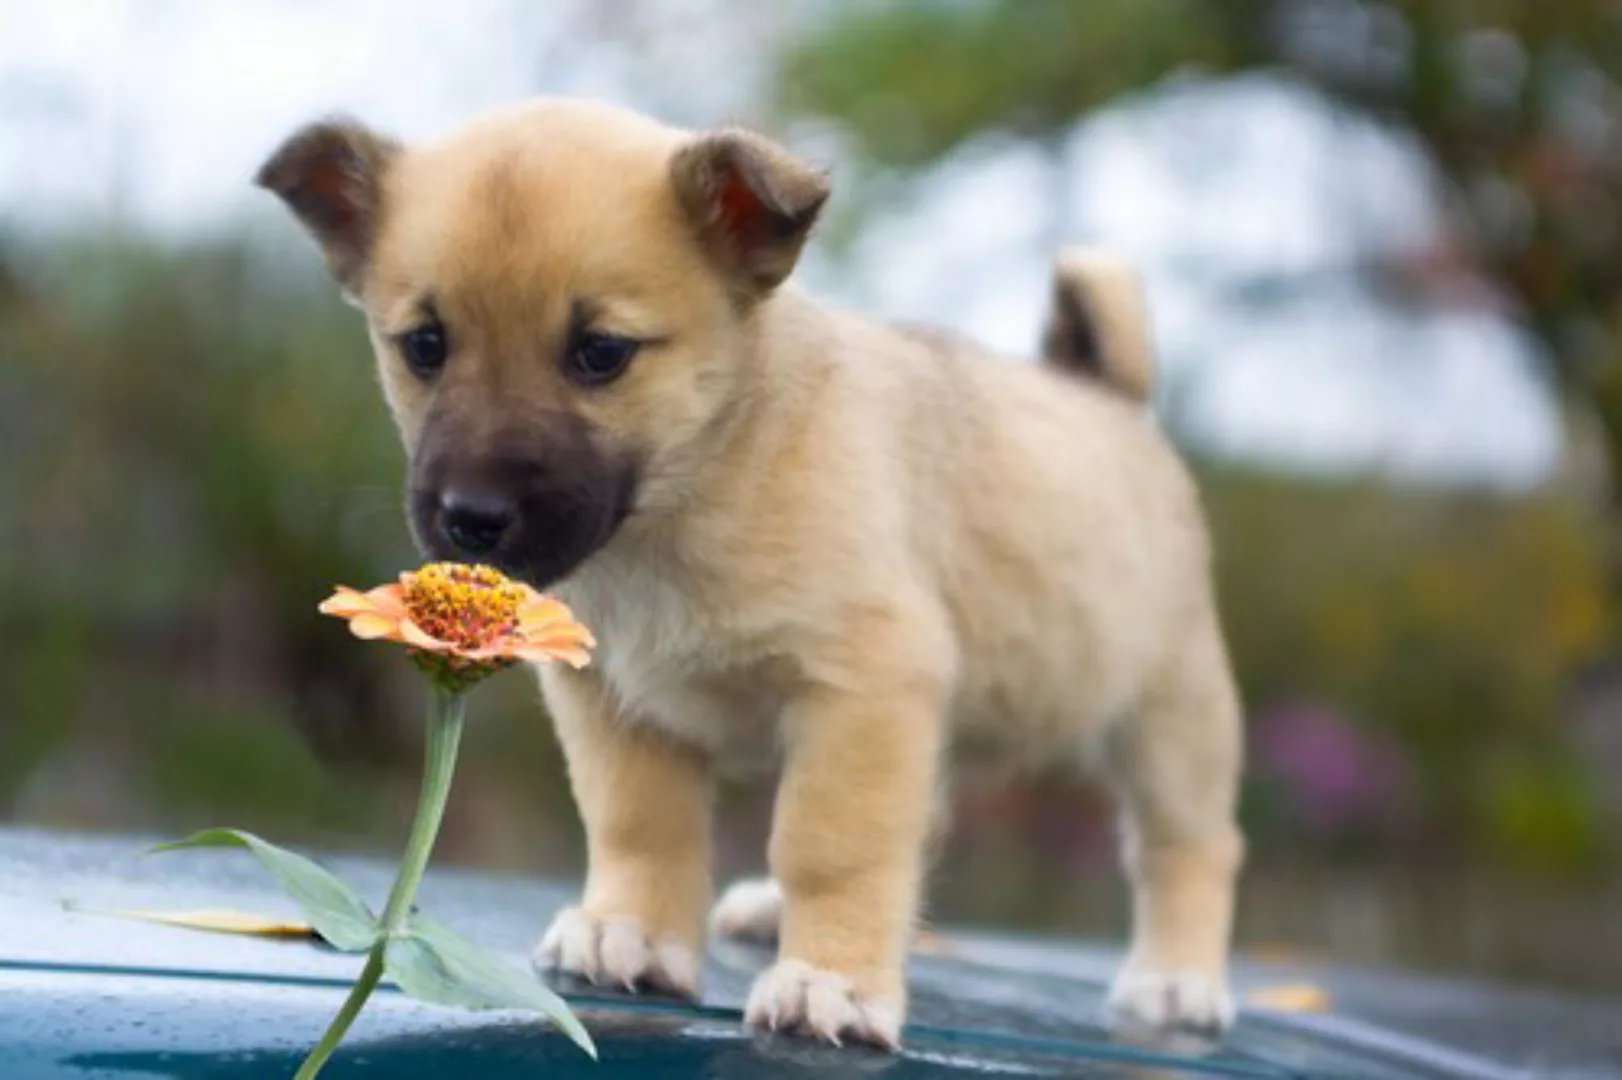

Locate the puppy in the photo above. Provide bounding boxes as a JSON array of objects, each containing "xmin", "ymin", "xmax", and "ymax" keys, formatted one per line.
[{"xmin": 258, "ymin": 98, "xmax": 1244, "ymax": 1049}]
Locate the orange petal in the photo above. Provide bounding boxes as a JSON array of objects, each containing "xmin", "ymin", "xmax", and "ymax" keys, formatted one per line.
[
  {"xmin": 361, "ymin": 583, "xmax": 407, "ymax": 619},
  {"xmin": 520, "ymin": 615, "xmax": 594, "ymax": 639},
  {"xmin": 464, "ymin": 632, "xmax": 548, "ymax": 662},
  {"xmin": 318, "ymin": 586, "xmax": 374, "ymax": 618},
  {"xmin": 320, "ymin": 583, "xmax": 407, "ymax": 620},
  {"xmin": 348, "ymin": 613, "xmax": 404, "ymax": 641},
  {"xmin": 517, "ymin": 596, "xmax": 574, "ymax": 631},
  {"xmin": 518, "ymin": 626, "xmax": 596, "ymax": 651},
  {"xmin": 462, "ymin": 644, "xmax": 519, "ymax": 662},
  {"xmin": 511, "ymin": 643, "xmax": 593, "ymax": 668}
]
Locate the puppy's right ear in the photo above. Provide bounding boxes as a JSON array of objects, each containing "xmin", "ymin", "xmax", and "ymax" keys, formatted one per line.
[
  {"xmin": 670, "ymin": 129, "xmax": 829, "ymax": 301},
  {"xmin": 255, "ymin": 119, "xmax": 401, "ymax": 299}
]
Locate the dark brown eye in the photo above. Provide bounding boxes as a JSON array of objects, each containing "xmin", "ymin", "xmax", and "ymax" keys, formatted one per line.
[
  {"xmin": 398, "ymin": 323, "xmax": 448, "ymax": 379},
  {"xmin": 566, "ymin": 330, "xmax": 639, "ymax": 386}
]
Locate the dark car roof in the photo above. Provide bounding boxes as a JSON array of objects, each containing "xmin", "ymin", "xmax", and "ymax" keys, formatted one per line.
[{"xmin": 2, "ymin": 827, "xmax": 1617, "ymax": 1078}]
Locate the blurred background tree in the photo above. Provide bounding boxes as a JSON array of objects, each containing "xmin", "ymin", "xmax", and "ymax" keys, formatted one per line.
[
  {"xmin": 775, "ymin": 0, "xmax": 1622, "ymax": 580},
  {"xmin": 1, "ymin": 0, "xmax": 1619, "ymax": 994}
]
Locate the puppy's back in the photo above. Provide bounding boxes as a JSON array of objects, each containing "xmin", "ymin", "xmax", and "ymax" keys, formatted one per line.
[{"xmin": 832, "ymin": 309, "xmax": 1212, "ymax": 750}]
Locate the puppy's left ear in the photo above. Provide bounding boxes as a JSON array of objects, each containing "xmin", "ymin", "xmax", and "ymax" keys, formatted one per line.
[
  {"xmin": 671, "ymin": 129, "xmax": 829, "ymax": 299},
  {"xmin": 255, "ymin": 118, "xmax": 402, "ymax": 300}
]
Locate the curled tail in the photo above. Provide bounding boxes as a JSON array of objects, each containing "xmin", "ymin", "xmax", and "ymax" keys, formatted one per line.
[{"xmin": 1040, "ymin": 248, "xmax": 1154, "ymax": 404}]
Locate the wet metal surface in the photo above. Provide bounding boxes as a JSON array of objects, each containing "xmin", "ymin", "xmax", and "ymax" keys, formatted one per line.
[{"xmin": 2, "ymin": 827, "xmax": 1616, "ymax": 1078}]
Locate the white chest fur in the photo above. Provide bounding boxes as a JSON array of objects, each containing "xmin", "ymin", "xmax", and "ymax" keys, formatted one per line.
[{"xmin": 554, "ymin": 543, "xmax": 785, "ymax": 768}]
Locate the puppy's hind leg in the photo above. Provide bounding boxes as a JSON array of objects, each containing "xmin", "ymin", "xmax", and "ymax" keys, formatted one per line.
[
  {"xmin": 711, "ymin": 876, "xmax": 783, "ymax": 942},
  {"xmin": 1103, "ymin": 616, "xmax": 1245, "ymax": 1036},
  {"xmin": 713, "ymin": 776, "xmax": 952, "ymax": 945}
]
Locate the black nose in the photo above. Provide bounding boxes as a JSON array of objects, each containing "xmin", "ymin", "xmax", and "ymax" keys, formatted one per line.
[{"xmin": 440, "ymin": 489, "xmax": 515, "ymax": 556}]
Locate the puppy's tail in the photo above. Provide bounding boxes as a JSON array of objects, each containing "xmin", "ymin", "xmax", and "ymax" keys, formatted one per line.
[{"xmin": 1040, "ymin": 249, "xmax": 1154, "ymax": 404}]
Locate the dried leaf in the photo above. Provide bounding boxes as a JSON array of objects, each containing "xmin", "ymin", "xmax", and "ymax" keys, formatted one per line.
[{"xmin": 65, "ymin": 902, "xmax": 316, "ymax": 939}]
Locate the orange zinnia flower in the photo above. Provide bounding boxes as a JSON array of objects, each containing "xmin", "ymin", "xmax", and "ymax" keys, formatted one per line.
[{"xmin": 319, "ymin": 563, "xmax": 594, "ymax": 690}]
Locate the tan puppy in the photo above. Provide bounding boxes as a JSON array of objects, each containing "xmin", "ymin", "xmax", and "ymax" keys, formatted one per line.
[{"xmin": 258, "ymin": 98, "xmax": 1244, "ymax": 1049}]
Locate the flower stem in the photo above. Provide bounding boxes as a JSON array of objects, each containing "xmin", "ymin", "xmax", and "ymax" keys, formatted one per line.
[
  {"xmin": 381, "ymin": 686, "xmax": 466, "ymax": 932},
  {"xmin": 293, "ymin": 947, "xmax": 384, "ymax": 1080},
  {"xmin": 293, "ymin": 686, "xmax": 468, "ymax": 1080}
]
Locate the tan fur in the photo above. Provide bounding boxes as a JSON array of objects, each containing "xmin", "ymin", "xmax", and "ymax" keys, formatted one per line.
[
  {"xmin": 1041, "ymin": 248, "xmax": 1156, "ymax": 404},
  {"xmin": 260, "ymin": 97, "xmax": 1245, "ymax": 1047}
]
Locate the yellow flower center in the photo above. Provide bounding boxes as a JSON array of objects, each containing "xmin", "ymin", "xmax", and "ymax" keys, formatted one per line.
[{"xmin": 401, "ymin": 563, "xmax": 526, "ymax": 651}]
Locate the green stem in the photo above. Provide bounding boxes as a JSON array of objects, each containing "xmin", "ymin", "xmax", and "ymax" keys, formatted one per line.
[
  {"xmin": 293, "ymin": 685, "xmax": 467, "ymax": 1080},
  {"xmin": 293, "ymin": 947, "xmax": 384, "ymax": 1080},
  {"xmin": 381, "ymin": 686, "xmax": 466, "ymax": 932}
]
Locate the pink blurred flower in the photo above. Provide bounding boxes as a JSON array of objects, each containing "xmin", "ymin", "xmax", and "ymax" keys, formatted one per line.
[{"xmin": 1253, "ymin": 703, "xmax": 1409, "ymax": 833}]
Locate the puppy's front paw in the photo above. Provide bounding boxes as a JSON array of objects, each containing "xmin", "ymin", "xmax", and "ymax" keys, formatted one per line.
[
  {"xmin": 745, "ymin": 959, "xmax": 902, "ymax": 1050},
  {"xmin": 1107, "ymin": 967, "xmax": 1235, "ymax": 1036},
  {"xmin": 534, "ymin": 907, "xmax": 699, "ymax": 997},
  {"xmin": 710, "ymin": 877, "xmax": 782, "ymax": 941}
]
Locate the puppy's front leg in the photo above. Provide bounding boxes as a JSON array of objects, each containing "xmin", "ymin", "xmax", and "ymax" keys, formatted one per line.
[
  {"xmin": 534, "ymin": 665, "xmax": 713, "ymax": 997},
  {"xmin": 747, "ymin": 682, "xmax": 944, "ymax": 1049}
]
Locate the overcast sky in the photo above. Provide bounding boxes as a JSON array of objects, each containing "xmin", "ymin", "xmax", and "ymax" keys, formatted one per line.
[{"xmin": 0, "ymin": 0, "xmax": 1562, "ymax": 490}]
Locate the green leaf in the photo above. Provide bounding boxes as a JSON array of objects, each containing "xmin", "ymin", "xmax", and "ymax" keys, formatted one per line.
[
  {"xmin": 149, "ymin": 828, "xmax": 378, "ymax": 952},
  {"xmin": 385, "ymin": 916, "xmax": 596, "ymax": 1059}
]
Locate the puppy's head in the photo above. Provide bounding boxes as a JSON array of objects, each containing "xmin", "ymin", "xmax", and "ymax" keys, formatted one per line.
[{"xmin": 257, "ymin": 99, "xmax": 828, "ymax": 586}]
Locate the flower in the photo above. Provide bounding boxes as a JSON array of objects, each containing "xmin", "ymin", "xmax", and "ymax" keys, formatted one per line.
[
  {"xmin": 164, "ymin": 560, "xmax": 604, "ymax": 1079},
  {"xmin": 1253, "ymin": 703, "xmax": 1409, "ymax": 834},
  {"xmin": 319, "ymin": 562, "xmax": 594, "ymax": 690}
]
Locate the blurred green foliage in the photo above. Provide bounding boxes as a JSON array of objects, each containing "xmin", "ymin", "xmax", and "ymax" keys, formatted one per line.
[
  {"xmin": 1206, "ymin": 469, "xmax": 1612, "ymax": 873},
  {"xmin": 0, "ymin": 237, "xmax": 407, "ymax": 835},
  {"xmin": 777, "ymin": 0, "xmax": 1228, "ymax": 169}
]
